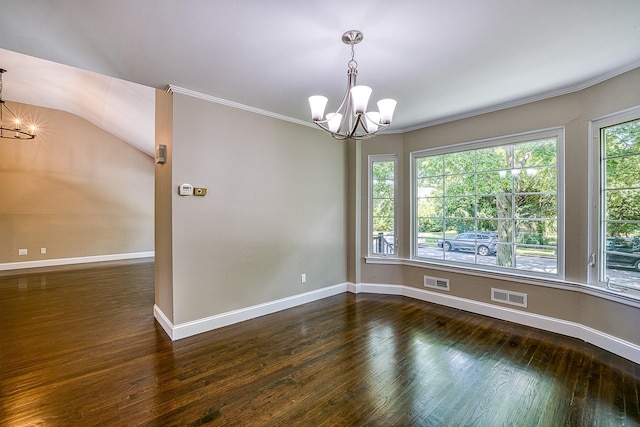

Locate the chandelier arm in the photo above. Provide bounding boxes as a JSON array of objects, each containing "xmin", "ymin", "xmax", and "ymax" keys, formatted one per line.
[
  {"xmin": 347, "ymin": 114, "xmax": 364, "ymax": 139},
  {"xmin": 350, "ymin": 114, "xmax": 392, "ymax": 140},
  {"xmin": 0, "ymin": 126, "xmax": 37, "ymax": 139},
  {"xmin": 363, "ymin": 111, "xmax": 381, "ymax": 126},
  {"xmin": 311, "ymin": 120, "xmax": 350, "ymax": 140},
  {"xmin": 330, "ymin": 133, "xmax": 352, "ymax": 141},
  {"xmin": 312, "ymin": 117, "xmax": 390, "ymax": 140}
]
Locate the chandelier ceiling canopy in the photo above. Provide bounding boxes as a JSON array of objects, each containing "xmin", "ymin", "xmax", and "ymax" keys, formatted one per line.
[
  {"xmin": 0, "ymin": 69, "xmax": 36, "ymax": 140},
  {"xmin": 308, "ymin": 30, "xmax": 397, "ymax": 140}
]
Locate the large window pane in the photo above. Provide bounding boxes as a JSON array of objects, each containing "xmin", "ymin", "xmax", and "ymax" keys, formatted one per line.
[
  {"xmin": 444, "ymin": 174, "xmax": 475, "ymax": 196},
  {"xmin": 516, "ymin": 194, "xmax": 557, "ymax": 219},
  {"xmin": 605, "ymin": 157, "xmax": 640, "ymax": 189},
  {"xmin": 444, "ymin": 197, "xmax": 475, "ymax": 218},
  {"xmin": 476, "ymin": 196, "xmax": 498, "ymax": 219},
  {"xmin": 605, "ymin": 190, "xmax": 640, "ymax": 221},
  {"xmin": 476, "ymin": 172, "xmax": 511, "ymax": 194},
  {"xmin": 604, "ymin": 121, "xmax": 640, "ymax": 157},
  {"xmin": 417, "ymin": 197, "xmax": 443, "ymax": 218},
  {"xmin": 417, "ymin": 176, "xmax": 443, "ymax": 196},
  {"xmin": 518, "ymin": 166, "xmax": 556, "ymax": 192},
  {"xmin": 416, "ymin": 156, "xmax": 444, "ymax": 177},
  {"xmin": 476, "ymin": 146, "xmax": 510, "ymax": 172},
  {"xmin": 412, "ymin": 130, "xmax": 561, "ymax": 277},
  {"xmin": 444, "ymin": 151, "xmax": 475, "ymax": 175}
]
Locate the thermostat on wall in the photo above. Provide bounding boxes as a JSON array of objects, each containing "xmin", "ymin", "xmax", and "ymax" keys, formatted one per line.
[{"xmin": 178, "ymin": 183, "xmax": 194, "ymax": 196}]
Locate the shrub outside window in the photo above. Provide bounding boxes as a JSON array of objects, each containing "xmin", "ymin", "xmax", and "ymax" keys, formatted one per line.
[{"xmin": 412, "ymin": 129, "xmax": 563, "ymax": 278}]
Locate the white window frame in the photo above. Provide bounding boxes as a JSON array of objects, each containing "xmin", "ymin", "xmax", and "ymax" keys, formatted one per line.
[
  {"xmin": 589, "ymin": 105, "xmax": 640, "ymax": 295},
  {"xmin": 369, "ymin": 154, "xmax": 398, "ymax": 257},
  {"xmin": 410, "ymin": 127, "xmax": 565, "ymax": 280}
]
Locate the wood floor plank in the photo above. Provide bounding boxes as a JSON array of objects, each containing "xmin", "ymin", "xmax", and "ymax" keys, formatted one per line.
[{"xmin": 1, "ymin": 260, "xmax": 639, "ymax": 426}]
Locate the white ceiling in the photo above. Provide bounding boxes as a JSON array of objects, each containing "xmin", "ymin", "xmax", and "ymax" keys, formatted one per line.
[{"xmin": 1, "ymin": 0, "xmax": 639, "ymax": 156}]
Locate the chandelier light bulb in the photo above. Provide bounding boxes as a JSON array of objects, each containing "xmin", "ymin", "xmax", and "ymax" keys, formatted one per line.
[
  {"xmin": 350, "ymin": 85, "xmax": 372, "ymax": 114},
  {"xmin": 308, "ymin": 95, "xmax": 328, "ymax": 121},
  {"xmin": 377, "ymin": 99, "xmax": 397, "ymax": 124},
  {"xmin": 326, "ymin": 113, "xmax": 343, "ymax": 133}
]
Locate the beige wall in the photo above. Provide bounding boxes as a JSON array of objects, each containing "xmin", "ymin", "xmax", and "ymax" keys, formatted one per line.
[
  {"xmin": 164, "ymin": 93, "xmax": 348, "ymax": 325},
  {"xmin": 359, "ymin": 67, "xmax": 640, "ymax": 345},
  {"xmin": 155, "ymin": 90, "xmax": 174, "ymax": 322},
  {"xmin": 0, "ymin": 101, "xmax": 154, "ymax": 264}
]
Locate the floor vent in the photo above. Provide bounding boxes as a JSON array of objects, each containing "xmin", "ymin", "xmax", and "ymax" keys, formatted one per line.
[
  {"xmin": 491, "ymin": 288, "xmax": 527, "ymax": 308},
  {"xmin": 424, "ymin": 275, "xmax": 450, "ymax": 291}
]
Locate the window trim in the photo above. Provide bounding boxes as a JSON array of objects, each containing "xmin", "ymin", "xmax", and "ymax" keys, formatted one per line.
[
  {"xmin": 409, "ymin": 127, "xmax": 565, "ymax": 280},
  {"xmin": 588, "ymin": 105, "xmax": 640, "ymax": 294},
  {"xmin": 368, "ymin": 154, "xmax": 398, "ymax": 257}
]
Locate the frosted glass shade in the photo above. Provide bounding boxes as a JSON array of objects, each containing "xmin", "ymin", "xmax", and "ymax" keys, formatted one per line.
[
  {"xmin": 365, "ymin": 112, "xmax": 380, "ymax": 132},
  {"xmin": 308, "ymin": 95, "xmax": 328, "ymax": 121},
  {"xmin": 350, "ymin": 85, "xmax": 372, "ymax": 114},
  {"xmin": 377, "ymin": 99, "xmax": 397, "ymax": 124},
  {"xmin": 326, "ymin": 113, "xmax": 343, "ymax": 133}
]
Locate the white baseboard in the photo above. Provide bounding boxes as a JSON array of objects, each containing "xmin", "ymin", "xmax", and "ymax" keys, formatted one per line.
[
  {"xmin": 155, "ymin": 283, "xmax": 349, "ymax": 341},
  {"xmin": 0, "ymin": 251, "xmax": 155, "ymax": 271},
  {"xmin": 353, "ymin": 283, "xmax": 640, "ymax": 365},
  {"xmin": 153, "ymin": 304, "xmax": 175, "ymax": 340}
]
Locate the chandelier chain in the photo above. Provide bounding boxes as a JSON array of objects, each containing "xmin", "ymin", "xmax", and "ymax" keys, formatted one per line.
[{"xmin": 348, "ymin": 43, "xmax": 358, "ymax": 70}]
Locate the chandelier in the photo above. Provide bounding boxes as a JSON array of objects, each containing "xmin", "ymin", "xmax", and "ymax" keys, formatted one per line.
[
  {"xmin": 308, "ymin": 30, "xmax": 397, "ymax": 140},
  {"xmin": 0, "ymin": 69, "xmax": 36, "ymax": 140}
]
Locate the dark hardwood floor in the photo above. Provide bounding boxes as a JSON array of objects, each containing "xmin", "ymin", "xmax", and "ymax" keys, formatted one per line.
[{"xmin": 1, "ymin": 260, "xmax": 639, "ymax": 426}]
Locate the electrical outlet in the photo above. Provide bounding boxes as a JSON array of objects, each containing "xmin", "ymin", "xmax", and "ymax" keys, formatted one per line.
[
  {"xmin": 18, "ymin": 249, "xmax": 27, "ymax": 256},
  {"xmin": 41, "ymin": 247, "xmax": 47, "ymax": 254},
  {"xmin": 301, "ymin": 273, "xmax": 307, "ymax": 284}
]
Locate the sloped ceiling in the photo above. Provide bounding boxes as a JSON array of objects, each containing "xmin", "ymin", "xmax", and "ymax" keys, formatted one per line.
[
  {"xmin": 0, "ymin": 48, "xmax": 155, "ymax": 155},
  {"xmin": 1, "ymin": 0, "xmax": 639, "ymax": 156}
]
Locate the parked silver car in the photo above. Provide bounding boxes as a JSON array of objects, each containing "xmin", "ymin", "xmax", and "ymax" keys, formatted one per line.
[
  {"xmin": 437, "ymin": 232, "xmax": 497, "ymax": 256},
  {"xmin": 606, "ymin": 237, "xmax": 640, "ymax": 271}
]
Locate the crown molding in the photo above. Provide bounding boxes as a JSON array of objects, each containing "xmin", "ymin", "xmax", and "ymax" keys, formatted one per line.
[{"xmin": 167, "ymin": 85, "xmax": 315, "ymax": 129}]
